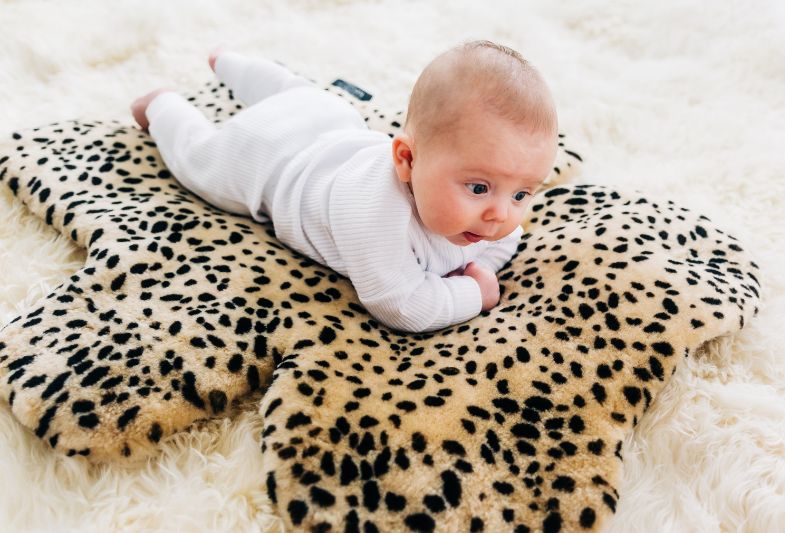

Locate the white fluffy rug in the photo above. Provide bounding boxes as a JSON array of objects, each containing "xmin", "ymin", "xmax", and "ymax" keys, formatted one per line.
[{"xmin": 1, "ymin": 1, "xmax": 784, "ymax": 531}]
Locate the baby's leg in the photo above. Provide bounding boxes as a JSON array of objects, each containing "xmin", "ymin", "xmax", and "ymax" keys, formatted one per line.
[
  {"xmin": 214, "ymin": 51, "xmax": 317, "ymax": 108},
  {"xmin": 144, "ymin": 92, "xmax": 259, "ymax": 218}
]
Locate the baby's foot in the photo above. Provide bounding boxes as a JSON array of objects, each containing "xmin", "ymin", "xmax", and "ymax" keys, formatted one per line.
[
  {"xmin": 209, "ymin": 44, "xmax": 231, "ymax": 72},
  {"xmin": 131, "ymin": 87, "xmax": 175, "ymax": 133}
]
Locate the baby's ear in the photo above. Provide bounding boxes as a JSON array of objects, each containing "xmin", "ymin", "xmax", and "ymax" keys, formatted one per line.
[{"xmin": 392, "ymin": 133, "xmax": 415, "ymax": 183}]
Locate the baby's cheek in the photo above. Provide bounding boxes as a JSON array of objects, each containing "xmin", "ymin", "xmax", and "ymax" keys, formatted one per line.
[
  {"xmin": 514, "ymin": 203, "xmax": 531, "ymax": 223},
  {"xmin": 431, "ymin": 198, "xmax": 466, "ymax": 231}
]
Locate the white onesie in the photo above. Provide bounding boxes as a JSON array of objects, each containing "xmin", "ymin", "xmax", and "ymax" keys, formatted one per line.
[{"xmin": 146, "ymin": 52, "xmax": 523, "ymax": 332}]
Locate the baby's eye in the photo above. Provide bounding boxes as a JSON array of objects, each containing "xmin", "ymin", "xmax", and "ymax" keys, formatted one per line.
[
  {"xmin": 513, "ymin": 191, "xmax": 529, "ymax": 202},
  {"xmin": 466, "ymin": 183, "xmax": 488, "ymax": 195}
]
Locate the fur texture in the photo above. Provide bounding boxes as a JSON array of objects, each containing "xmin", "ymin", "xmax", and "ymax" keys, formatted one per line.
[
  {"xmin": 0, "ymin": 91, "xmax": 761, "ymax": 531},
  {"xmin": 1, "ymin": 1, "xmax": 783, "ymax": 532}
]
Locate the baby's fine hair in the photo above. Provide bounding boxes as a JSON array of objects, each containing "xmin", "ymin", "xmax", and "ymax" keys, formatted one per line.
[{"xmin": 405, "ymin": 40, "xmax": 558, "ymax": 149}]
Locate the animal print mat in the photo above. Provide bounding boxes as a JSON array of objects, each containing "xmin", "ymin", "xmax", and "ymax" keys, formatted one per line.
[{"xmin": 0, "ymin": 78, "xmax": 760, "ymax": 533}]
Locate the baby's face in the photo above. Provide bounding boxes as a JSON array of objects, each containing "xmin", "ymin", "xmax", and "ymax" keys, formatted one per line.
[{"xmin": 396, "ymin": 107, "xmax": 557, "ymax": 246}]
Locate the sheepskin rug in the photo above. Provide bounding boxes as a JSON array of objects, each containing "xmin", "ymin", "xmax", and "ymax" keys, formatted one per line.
[{"xmin": 1, "ymin": 1, "xmax": 783, "ymax": 532}]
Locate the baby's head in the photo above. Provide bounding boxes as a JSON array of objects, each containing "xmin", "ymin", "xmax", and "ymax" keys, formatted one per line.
[{"xmin": 392, "ymin": 40, "xmax": 558, "ymax": 246}]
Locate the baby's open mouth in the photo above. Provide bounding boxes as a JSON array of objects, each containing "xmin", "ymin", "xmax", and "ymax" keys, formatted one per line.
[{"xmin": 462, "ymin": 232, "xmax": 485, "ymax": 243}]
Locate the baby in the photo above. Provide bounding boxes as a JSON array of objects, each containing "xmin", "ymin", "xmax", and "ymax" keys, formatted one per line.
[{"xmin": 132, "ymin": 40, "xmax": 558, "ymax": 333}]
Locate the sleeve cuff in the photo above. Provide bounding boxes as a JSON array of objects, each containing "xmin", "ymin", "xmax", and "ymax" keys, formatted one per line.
[
  {"xmin": 145, "ymin": 91, "xmax": 189, "ymax": 125},
  {"xmin": 442, "ymin": 276, "xmax": 483, "ymax": 325}
]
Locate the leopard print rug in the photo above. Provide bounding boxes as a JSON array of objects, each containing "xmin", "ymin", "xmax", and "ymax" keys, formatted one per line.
[{"xmin": 0, "ymin": 78, "xmax": 759, "ymax": 533}]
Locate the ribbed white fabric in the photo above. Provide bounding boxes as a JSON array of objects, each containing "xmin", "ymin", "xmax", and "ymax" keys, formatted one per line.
[{"xmin": 146, "ymin": 52, "xmax": 523, "ymax": 332}]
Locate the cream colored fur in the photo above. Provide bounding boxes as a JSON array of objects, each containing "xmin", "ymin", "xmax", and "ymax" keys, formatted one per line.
[{"xmin": 1, "ymin": 1, "xmax": 783, "ymax": 532}]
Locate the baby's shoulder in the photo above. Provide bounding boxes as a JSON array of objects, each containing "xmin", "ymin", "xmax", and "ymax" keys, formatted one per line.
[
  {"xmin": 329, "ymin": 147, "xmax": 414, "ymax": 239},
  {"xmin": 333, "ymin": 145, "xmax": 410, "ymax": 204}
]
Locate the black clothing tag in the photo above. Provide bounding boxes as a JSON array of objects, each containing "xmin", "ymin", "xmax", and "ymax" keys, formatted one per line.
[{"xmin": 331, "ymin": 79, "xmax": 372, "ymax": 101}]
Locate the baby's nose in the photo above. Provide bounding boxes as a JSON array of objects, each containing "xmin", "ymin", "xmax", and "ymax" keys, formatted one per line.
[{"xmin": 484, "ymin": 201, "xmax": 507, "ymax": 223}]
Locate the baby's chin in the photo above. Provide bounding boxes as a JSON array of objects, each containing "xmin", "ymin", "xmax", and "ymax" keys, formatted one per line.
[
  {"xmin": 445, "ymin": 232, "xmax": 497, "ymax": 246},
  {"xmin": 445, "ymin": 234, "xmax": 472, "ymax": 246}
]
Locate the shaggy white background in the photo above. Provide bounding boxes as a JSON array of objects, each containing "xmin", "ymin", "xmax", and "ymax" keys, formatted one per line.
[{"xmin": 1, "ymin": 1, "xmax": 784, "ymax": 532}]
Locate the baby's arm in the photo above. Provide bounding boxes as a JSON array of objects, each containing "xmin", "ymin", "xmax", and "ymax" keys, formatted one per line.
[
  {"xmin": 350, "ymin": 249, "xmax": 483, "ymax": 333},
  {"xmin": 331, "ymin": 183, "xmax": 483, "ymax": 332},
  {"xmin": 210, "ymin": 47, "xmax": 316, "ymax": 108}
]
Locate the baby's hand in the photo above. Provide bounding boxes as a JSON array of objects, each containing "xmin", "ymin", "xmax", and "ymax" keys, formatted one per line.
[
  {"xmin": 209, "ymin": 44, "xmax": 231, "ymax": 72},
  {"xmin": 463, "ymin": 262, "xmax": 500, "ymax": 311},
  {"xmin": 131, "ymin": 87, "xmax": 175, "ymax": 133}
]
